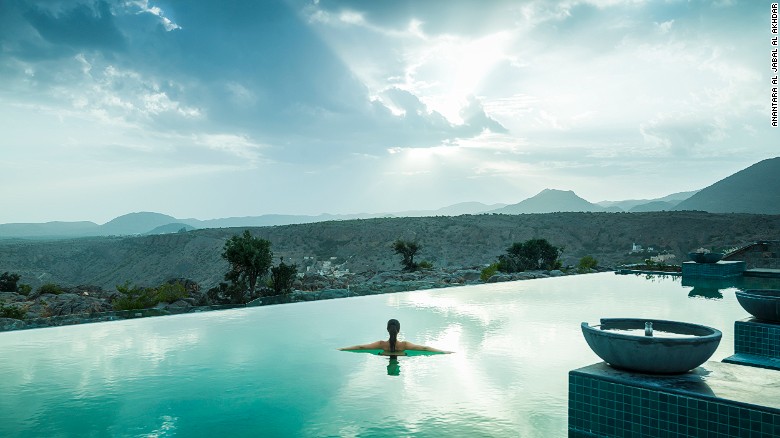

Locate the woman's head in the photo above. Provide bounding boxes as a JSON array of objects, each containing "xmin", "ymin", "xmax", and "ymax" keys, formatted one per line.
[{"xmin": 387, "ymin": 319, "xmax": 400, "ymax": 352}]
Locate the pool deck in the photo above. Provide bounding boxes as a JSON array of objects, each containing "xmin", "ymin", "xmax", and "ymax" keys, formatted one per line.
[
  {"xmin": 571, "ymin": 361, "xmax": 780, "ymax": 414},
  {"xmin": 569, "ymin": 361, "xmax": 780, "ymax": 437},
  {"xmin": 723, "ymin": 354, "xmax": 780, "ymax": 371},
  {"xmin": 744, "ymin": 268, "xmax": 780, "ymax": 279},
  {"xmin": 617, "ymin": 267, "xmax": 780, "ymax": 279}
]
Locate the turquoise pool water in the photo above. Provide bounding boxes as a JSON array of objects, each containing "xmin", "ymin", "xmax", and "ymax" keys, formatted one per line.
[{"xmin": 0, "ymin": 272, "xmax": 777, "ymax": 437}]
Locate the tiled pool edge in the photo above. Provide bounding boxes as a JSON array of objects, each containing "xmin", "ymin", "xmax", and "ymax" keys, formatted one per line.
[
  {"xmin": 681, "ymin": 261, "xmax": 746, "ymax": 278},
  {"xmin": 723, "ymin": 318, "xmax": 780, "ymax": 371},
  {"xmin": 568, "ymin": 362, "xmax": 780, "ymax": 438}
]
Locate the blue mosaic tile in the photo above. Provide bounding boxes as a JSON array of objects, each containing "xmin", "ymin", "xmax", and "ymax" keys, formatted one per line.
[
  {"xmin": 568, "ymin": 369, "xmax": 780, "ymax": 437},
  {"xmin": 734, "ymin": 319, "xmax": 780, "ymax": 359}
]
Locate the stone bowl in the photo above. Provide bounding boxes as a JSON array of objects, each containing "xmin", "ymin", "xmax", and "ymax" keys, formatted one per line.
[
  {"xmin": 581, "ymin": 318, "xmax": 722, "ymax": 374},
  {"xmin": 735, "ymin": 289, "xmax": 780, "ymax": 323},
  {"xmin": 687, "ymin": 252, "xmax": 724, "ymax": 263}
]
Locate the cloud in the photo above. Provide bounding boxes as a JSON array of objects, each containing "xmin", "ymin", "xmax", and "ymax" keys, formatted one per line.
[
  {"xmin": 23, "ymin": 1, "xmax": 126, "ymax": 51},
  {"xmin": 129, "ymin": 0, "xmax": 181, "ymax": 31},
  {"xmin": 639, "ymin": 113, "xmax": 729, "ymax": 156},
  {"xmin": 0, "ymin": 0, "xmax": 776, "ymax": 223},
  {"xmin": 655, "ymin": 19, "xmax": 674, "ymax": 34}
]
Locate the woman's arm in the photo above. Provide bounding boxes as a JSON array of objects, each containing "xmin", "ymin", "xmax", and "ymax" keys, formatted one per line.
[
  {"xmin": 338, "ymin": 340, "xmax": 383, "ymax": 351},
  {"xmin": 402, "ymin": 341, "xmax": 453, "ymax": 354}
]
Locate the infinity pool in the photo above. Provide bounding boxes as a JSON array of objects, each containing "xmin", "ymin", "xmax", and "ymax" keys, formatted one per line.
[{"xmin": 0, "ymin": 272, "xmax": 775, "ymax": 437}]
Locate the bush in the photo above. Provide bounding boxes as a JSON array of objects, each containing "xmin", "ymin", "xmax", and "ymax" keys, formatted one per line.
[
  {"xmin": 0, "ymin": 303, "xmax": 26, "ymax": 319},
  {"xmin": 112, "ymin": 283, "xmax": 156, "ymax": 311},
  {"xmin": 498, "ymin": 239, "xmax": 562, "ymax": 272},
  {"xmin": 17, "ymin": 284, "xmax": 32, "ymax": 296},
  {"xmin": 417, "ymin": 260, "xmax": 434, "ymax": 270},
  {"xmin": 577, "ymin": 256, "xmax": 598, "ymax": 273},
  {"xmin": 38, "ymin": 283, "xmax": 64, "ymax": 295},
  {"xmin": 0, "ymin": 272, "xmax": 20, "ymax": 292},
  {"xmin": 480, "ymin": 263, "xmax": 499, "ymax": 282},
  {"xmin": 154, "ymin": 282, "xmax": 188, "ymax": 303},
  {"xmin": 112, "ymin": 281, "xmax": 189, "ymax": 311}
]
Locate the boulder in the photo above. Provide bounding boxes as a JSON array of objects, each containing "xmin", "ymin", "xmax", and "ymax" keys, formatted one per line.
[
  {"xmin": 0, "ymin": 318, "xmax": 27, "ymax": 331},
  {"xmin": 43, "ymin": 293, "xmax": 113, "ymax": 316},
  {"xmin": 316, "ymin": 289, "xmax": 354, "ymax": 300},
  {"xmin": 0, "ymin": 292, "xmax": 25, "ymax": 303},
  {"xmin": 164, "ymin": 299, "xmax": 193, "ymax": 313},
  {"xmin": 487, "ymin": 274, "xmax": 512, "ymax": 283},
  {"xmin": 452, "ymin": 269, "xmax": 482, "ymax": 282}
]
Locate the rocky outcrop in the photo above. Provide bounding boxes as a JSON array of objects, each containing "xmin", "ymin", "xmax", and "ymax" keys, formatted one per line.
[{"xmin": 0, "ymin": 268, "xmax": 583, "ymax": 332}]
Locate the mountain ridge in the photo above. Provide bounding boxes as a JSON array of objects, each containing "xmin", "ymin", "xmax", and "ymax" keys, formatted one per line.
[
  {"xmin": 1, "ymin": 157, "xmax": 776, "ymax": 239},
  {"xmin": 2, "ymin": 212, "xmax": 777, "ymax": 291},
  {"xmin": 673, "ymin": 157, "xmax": 780, "ymax": 213}
]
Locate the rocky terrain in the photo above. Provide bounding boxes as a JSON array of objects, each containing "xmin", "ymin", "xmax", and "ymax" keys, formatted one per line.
[
  {"xmin": 1, "ymin": 211, "xmax": 778, "ymax": 291},
  {"xmin": 1, "ymin": 211, "xmax": 778, "ymax": 331},
  {"xmin": 0, "ymin": 267, "xmax": 589, "ymax": 331}
]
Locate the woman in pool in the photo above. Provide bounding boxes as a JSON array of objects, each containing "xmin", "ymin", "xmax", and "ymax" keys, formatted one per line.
[{"xmin": 339, "ymin": 319, "xmax": 453, "ymax": 355}]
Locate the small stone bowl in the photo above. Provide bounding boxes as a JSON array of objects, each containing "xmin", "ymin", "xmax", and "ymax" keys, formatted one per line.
[
  {"xmin": 581, "ymin": 318, "xmax": 722, "ymax": 374},
  {"xmin": 735, "ymin": 289, "xmax": 780, "ymax": 323},
  {"xmin": 687, "ymin": 252, "xmax": 724, "ymax": 263}
]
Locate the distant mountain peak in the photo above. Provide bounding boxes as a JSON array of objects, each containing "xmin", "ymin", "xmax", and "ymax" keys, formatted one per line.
[
  {"xmin": 100, "ymin": 212, "xmax": 180, "ymax": 235},
  {"xmin": 490, "ymin": 189, "xmax": 604, "ymax": 214}
]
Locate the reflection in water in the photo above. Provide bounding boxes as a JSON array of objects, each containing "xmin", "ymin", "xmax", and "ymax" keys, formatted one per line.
[
  {"xmin": 6, "ymin": 273, "xmax": 780, "ymax": 437},
  {"xmin": 688, "ymin": 288, "xmax": 723, "ymax": 300},
  {"xmin": 680, "ymin": 275, "xmax": 780, "ymax": 301},
  {"xmin": 386, "ymin": 357, "xmax": 400, "ymax": 376},
  {"xmin": 635, "ymin": 273, "xmax": 682, "ymax": 283},
  {"xmin": 682, "ymin": 277, "xmax": 734, "ymax": 300}
]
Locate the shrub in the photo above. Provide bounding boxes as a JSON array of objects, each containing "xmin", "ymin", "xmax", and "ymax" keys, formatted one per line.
[
  {"xmin": 154, "ymin": 282, "xmax": 188, "ymax": 303},
  {"xmin": 480, "ymin": 263, "xmax": 499, "ymax": 282},
  {"xmin": 112, "ymin": 283, "xmax": 156, "ymax": 311},
  {"xmin": 0, "ymin": 272, "xmax": 20, "ymax": 292},
  {"xmin": 17, "ymin": 284, "xmax": 32, "ymax": 296},
  {"xmin": 38, "ymin": 283, "xmax": 64, "ymax": 295},
  {"xmin": 112, "ymin": 281, "xmax": 191, "ymax": 310},
  {"xmin": 417, "ymin": 260, "xmax": 434, "ymax": 270},
  {"xmin": 577, "ymin": 256, "xmax": 598, "ymax": 273},
  {"xmin": 498, "ymin": 239, "xmax": 562, "ymax": 272},
  {"xmin": 0, "ymin": 303, "xmax": 26, "ymax": 320}
]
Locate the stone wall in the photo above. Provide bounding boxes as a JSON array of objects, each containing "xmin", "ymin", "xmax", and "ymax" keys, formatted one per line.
[{"xmin": 724, "ymin": 241, "xmax": 780, "ymax": 269}]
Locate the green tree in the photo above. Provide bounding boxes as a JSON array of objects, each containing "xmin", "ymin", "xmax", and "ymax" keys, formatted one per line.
[
  {"xmin": 222, "ymin": 230, "xmax": 273, "ymax": 302},
  {"xmin": 498, "ymin": 238, "xmax": 562, "ymax": 272},
  {"xmin": 577, "ymin": 255, "xmax": 598, "ymax": 273},
  {"xmin": 270, "ymin": 258, "xmax": 298, "ymax": 295},
  {"xmin": 393, "ymin": 240, "xmax": 421, "ymax": 271},
  {"xmin": 0, "ymin": 272, "xmax": 21, "ymax": 292}
]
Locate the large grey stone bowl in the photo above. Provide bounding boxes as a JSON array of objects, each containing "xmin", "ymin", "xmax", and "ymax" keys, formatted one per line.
[
  {"xmin": 687, "ymin": 252, "xmax": 724, "ymax": 263},
  {"xmin": 735, "ymin": 289, "xmax": 780, "ymax": 323},
  {"xmin": 581, "ymin": 318, "xmax": 722, "ymax": 374}
]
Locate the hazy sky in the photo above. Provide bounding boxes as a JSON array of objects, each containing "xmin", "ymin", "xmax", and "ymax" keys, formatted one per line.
[{"xmin": 0, "ymin": 0, "xmax": 775, "ymax": 224}]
